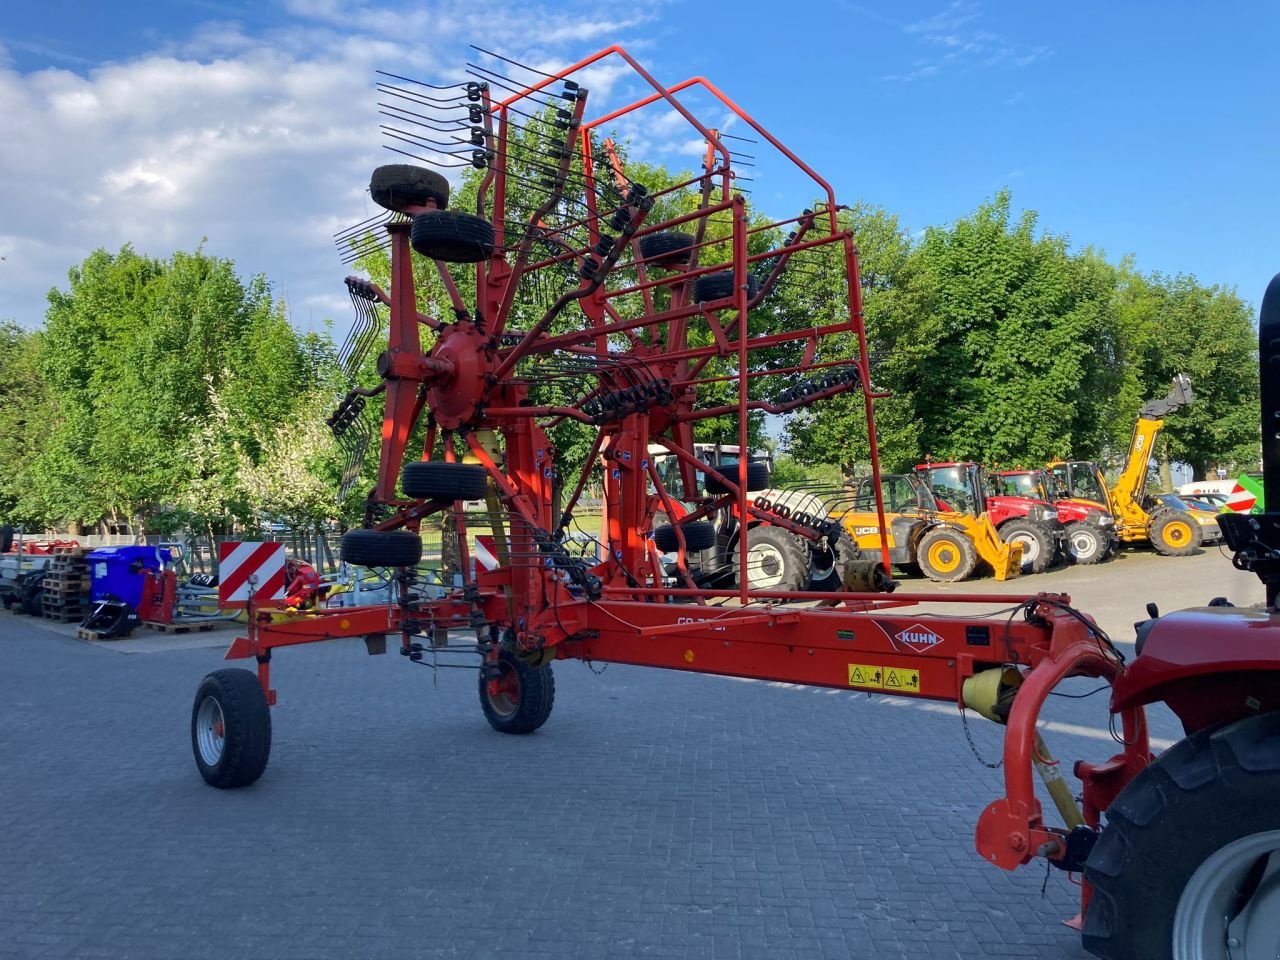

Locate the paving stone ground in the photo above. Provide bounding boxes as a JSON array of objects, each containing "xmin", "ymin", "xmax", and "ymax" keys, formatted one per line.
[{"xmin": 0, "ymin": 549, "xmax": 1258, "ymax": 959}]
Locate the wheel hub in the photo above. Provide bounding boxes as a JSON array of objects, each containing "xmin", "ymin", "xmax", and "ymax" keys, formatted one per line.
[
  {"xmin": 426, "ymin": 323, "xmax": 493, "ymax": 428},
  {"xmin": 1174, "ymin": 830, "xmax": 1280, "ymax": 960},
  {"xmin": 195, "ymin": 695, "xmax": 225, "ymax": 766},
  {"xmin": 486, "ymin": 664, "xmax": 522, "ymax": 718},
  {"xmin": 747, "ymin": 543, "xmax": 787, "ymax": 589}
]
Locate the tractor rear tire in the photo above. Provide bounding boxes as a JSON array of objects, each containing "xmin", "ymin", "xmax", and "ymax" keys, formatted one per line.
[
  {"xmin": 480, "ymin": 649, "xmax": 555, "ymax": 734},
  {"xmin": 653, "ymin": 520, "xmax": 717, "ymax": 553},
  {"xmin": 732, "ymin": 525, "xmax": 808, "ymax": 591},
  {"xmin": 411, "ymin": 210, "xmax": 495, "ymax": 263},
  {"xmin": 704, "ymin": 460, "xmax": 771, "ymax": 494},
  {"xmin": 1000, "ymin": 519, "xmax": 1054, "ymax": 574},
  {"xmin": 638, "ymin": 231, "xmax": 694, "ymax": 268},
  {"xmin": 916, "ymin": 527, "xmax": 978, "ymax": 582},
  {"xmin": 402, "ymin": 461, "xmax": 489, "ymax": 501},
  {"xmin": 1065, "ymin": 522, "xmax": 1106, "ymax": 565},
  {"xmin": 191, "ymin": 668, "xmax": 271, "ymax": 789},
  {"xmin": 1150, "ymin": 509, "xmax": 1201, "ymax": 556},
  {"xmin": 1082, "ymin": 711, "xmax": 1280, "ymax": 960},
  {"xmin": 370, "ymin": 164, "xmax": 449, "ymax": 212},
  {"xmin": 340, "ymin": 529, "xmax": 423, "ymax": 567}
]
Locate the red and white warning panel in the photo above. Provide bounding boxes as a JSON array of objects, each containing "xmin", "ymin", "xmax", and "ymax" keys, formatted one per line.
[{"xmin": 218, "ymin": 541, "xmax": 287, "ymax": 608}]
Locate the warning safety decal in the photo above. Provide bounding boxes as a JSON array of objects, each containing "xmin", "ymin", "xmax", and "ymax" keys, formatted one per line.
[{"xmin": 847, "ymin": 663, "xmax": 921, "ymax": 692}]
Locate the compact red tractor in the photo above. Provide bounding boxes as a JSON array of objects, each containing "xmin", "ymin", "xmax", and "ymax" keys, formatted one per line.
[
  {"xmin": 914, "ymin": 460, "xmax": 1066, "ymax": 573},
  {"xmin": 187, "ymin": 44, "xmax": 1280, "ymax": 959},
  {"xmin": 993, "ymin": 467, "xmax": 1116, "ymax": 564}
]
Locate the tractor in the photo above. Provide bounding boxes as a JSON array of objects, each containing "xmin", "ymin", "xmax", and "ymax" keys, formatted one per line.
[
  {"xmin": 647, "ymin": 442, "xmax": 870, "ymax": 593},
  {"xmin": 184, "ymin": 44, "xmax": 1280, "ymax": 959},
  {"xmin": 831, "ymin": 472, "xmax": 1023, "ymax": 582},
  {"xmin": 915, "ymin": 460, "xmax": 1065, "ymax": 574},
  {"xmin": 992, "ymin": 468, "xmax": 1116, "ymax": 564},
  {"xmin": 1049, "ymin": 374, "xmax": 1203, "ymax": 557}
]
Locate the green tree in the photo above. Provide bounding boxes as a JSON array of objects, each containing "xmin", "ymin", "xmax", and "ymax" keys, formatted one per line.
[
  {"xmin": 1113, "ymin": 268, "xmax": 1259, "ymax": 482},
  {"xmin": 36, "ymin": 245, "xmax": 333, "ymax": 532},
  {"xmin": 782, "ymin": 203, "xmax": 924, "ymax": 477},
  {"xmin": 0, "ymin": 322, "xmax": 54, "ymax": 526},
  {"xmin": 901, "ymin": 192, "xmax": 1121, "ymax": 466}
]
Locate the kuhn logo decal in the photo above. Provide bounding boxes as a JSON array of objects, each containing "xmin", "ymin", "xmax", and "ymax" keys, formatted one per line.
[{"xmin": 894, "ymin": 623, "xmax": 943, "ymax": 653}]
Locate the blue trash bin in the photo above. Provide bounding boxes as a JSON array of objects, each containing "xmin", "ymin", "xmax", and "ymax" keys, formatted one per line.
[{"xmin": 86, "ymin": 546, "xmax": 172, "ymax": 609}]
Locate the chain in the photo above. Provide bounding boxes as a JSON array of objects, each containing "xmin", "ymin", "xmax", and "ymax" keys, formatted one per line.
[{"xmin": 960, "ymin": 707, "xmax": 1003, "ymax": 769}]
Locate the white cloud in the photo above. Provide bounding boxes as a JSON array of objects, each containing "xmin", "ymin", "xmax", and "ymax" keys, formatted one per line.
[
  {"xmin": 877, "ymin": 1, "xmax": 1052, "ymax": 83},
  {"xmin": 0, "ymin": 1, "xmax": 656, "ymax": 328}
]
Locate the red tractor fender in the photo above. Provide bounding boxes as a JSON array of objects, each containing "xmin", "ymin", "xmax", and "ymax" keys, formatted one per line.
[
  {"xmin": 1111, "ymin": 605, "xmax": 1280, "ymax": 734},
  {"xmin": 987, "ymin": 495, "xmax": 1057, "ymax": 528}
]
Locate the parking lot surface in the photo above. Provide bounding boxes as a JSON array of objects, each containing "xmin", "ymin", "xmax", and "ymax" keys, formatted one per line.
[{"xmin": 0, "ymin": 547, "xmax": 1263, "ymax": 959}]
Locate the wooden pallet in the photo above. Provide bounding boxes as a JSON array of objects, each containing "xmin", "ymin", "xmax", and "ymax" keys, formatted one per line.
[
  {"xmin": 74, "ymin": 626, "xmax": 135, "ymax": 641},
  {"xmin": 41, "ymin": 580, "xmax": 90, "ymax": 596},
  {"xmin": 142, "ymin": 620, "xmax": 215, "ymax": 634},
  {"xmin": 43, "ymin": 610, "xmax": 85, "ymax": 623},
  {"xmin": 47, "ymin": 554, "xmax": 87, "ymax": 568}
]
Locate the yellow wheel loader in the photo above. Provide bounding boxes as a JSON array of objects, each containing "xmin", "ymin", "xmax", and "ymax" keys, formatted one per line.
[{"xmin": 1048, "ymin": 374, "xmax": 1203, "ymax": 556}]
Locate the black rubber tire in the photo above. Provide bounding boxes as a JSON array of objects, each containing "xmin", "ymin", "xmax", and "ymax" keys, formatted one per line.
[
  {"xmin": 340, "ymin": 529, "xmax": 423, "ymax": 567},
  {"xmin": 807, "ymin": 529, "xmax": 860, "ymax": 590},
  {"xmin": 1065, "ymin": 522, "xmax": 1106, "ymax": 565},
  {"xmin": 638, "ymin": 231, "xmax": 694, "ymax": 268},
  {"xmin": 1082, "ymin": 712, "xmax": 1280, "ymax": 960},
  {"xmin": 704, "ymin": 460, "xmax": 771, "ymax": 495},
  {"xmin": 691, "ymin": 271, "xmax": 761, "ymax": 303},
  {"xmin": 370, "ymin": 163, "xmax": 449, "ymax": 212},
  {"xmin": 916, "ymin": 527, "xmax": 978, "ymax": 582},
  {"xmin": 191, "ymin": 668, "xmax": 272, "ymax": 789},
  {"xmin": 653, "ymin": 520, "xmax": 717, "ymax": 553},
  {"xmin": 411, "ymin": 210, "xmax": 495, "ymax": 263},
  {"xmin": 20, "ymin": 572, "xmax": 44, "ymax": 617},
  {"xmin": 480, "ymin": 649, "xmax": 555, "ymax": 734},
  {"xmin": 402, "ymin": 461, "xmax": 489, "ymax": 501},
  {"xmin": 1000, "ymin": 518, "xmax": 1054, "ymax": 574},
  {"xmin": 732, "ymin": 525, "xmax": 808, "ymax": 591},
  {"xmin": 1149, "ymin": 508, "xmax": 1201, "ymax": 556}
]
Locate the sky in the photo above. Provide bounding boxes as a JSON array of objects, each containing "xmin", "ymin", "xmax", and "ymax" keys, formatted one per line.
[{"xmin": 1, "ymin": 0, "xmax": 1277, "ymax": 335}]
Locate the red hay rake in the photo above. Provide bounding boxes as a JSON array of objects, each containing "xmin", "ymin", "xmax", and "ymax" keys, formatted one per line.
[{"xmin": 192, "ymin": 44, "xmax": 1175, "ymax": 937}]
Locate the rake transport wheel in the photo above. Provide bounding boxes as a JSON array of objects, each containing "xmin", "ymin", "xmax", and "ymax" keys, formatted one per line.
[
  {"xmin": 1082, "ymin": 712, "xmax": 1280, "ymax": 960},
  {"xmin": 191, "ymin": 668, "xmax": 271, "ymax": 789},
  {"xmin": 1065, "ymin": 521, "xmax": 1106, "ymax": 565},
  {"xmin": 340, "ymin": 529, "xmax": 424, "ymax": 567},
  {"xmin": 402, "ymin": 461, "xmax": 489, "ymax": 501},
  {"xmin": 703, "ymin": 460, "xmax": 772, "ymax": 495},
  {"xmin": 480, "ymin": 649, "xmax": 555, "ymax": 734},
  {"xmin": 1000, "ymin": 519, "xmax": 1054, "ymax": 574},
  {"xmin": 410, "ymin": 210, "xmax": 496, "ymax": 263},
  {"xmin": 369, "ymin": 163, "xmax": 449, "ymax": 212},
  {"xmin": 1150, "ymin": 508, "xmax": 1202, "ymax": 557},
  {"xmin": 807, "ymin": 529, "xmax": 860, "ymax": 591},
  {"xmin": 653, "ymin": 520, "xmax": 717, "ymax": 553},
  {"xmin": 637, "ymin": 231, "xmax": 694, "ymax": 268},
  {"xmin": 916, "ymin": 527, "xmax": 978, "ymax": 582},
  {"xmin": 732, "ymin": 525, "xmax": 808, "ymax": 591},
  {"xmin": 691, "ymin": 271, "xmax": 761, "ymax": 304}
]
